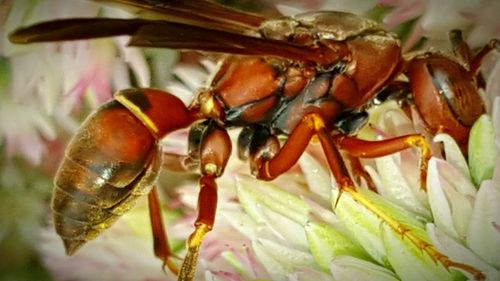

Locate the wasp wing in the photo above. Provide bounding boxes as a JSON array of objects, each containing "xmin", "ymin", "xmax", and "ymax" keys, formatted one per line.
[
  {"xmin": 92, "ymin": 0, "xmax": 266, "ymax": 30},
  {"xmin": 9, "ymin": 17, "xmax": 327, "ymax": 63},
  {"xmin": 9, "ymin": 18, "xmax": 141, "ymax": 43}
]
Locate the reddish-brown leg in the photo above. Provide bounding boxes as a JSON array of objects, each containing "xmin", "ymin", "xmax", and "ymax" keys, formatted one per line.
[
  {"xmin": 343, "ymin": 153, "xmax": 377, "ymax": 191},
  {"xmin": 250, "ymin": 114, "xmax": 367, "ymax": 189},
  {"xmin": 251, "ymin": 114, "xmax": 430, "ymax": 190},
  {"xmin": 148, "ymin": 186, "xmax": 179, "ymax": 274},
  {"xmin": 449, "ymin": 30, "xmax": 472, "ymax": 65},
  {"xmin": 332, "ymin": 134, "xmax": 431, "ymax": 191},
  {"xmin": 249, "ymin": 113, "xmax": 357, "ymax": 197},
  {"xmin": 255, "ymin": 114, "xmax": 318, "ymax": 180},
  {"xmin": 469, "ymin": 38, "xmax": 500, "ymax": 76},
  {"xmin": 178, "ymin": 122, "xmax": 231, "ymax": 281},
  {"xmin": 443, "ymin": 30, "xmax": 500, "ymax": 79},
  {"xmin": 179, "ymin": 174, "xmax": 217, "ymax": 281},
  {"xmin": 449, "ymin": 29, "xmax": 499, "ymax": 88}
]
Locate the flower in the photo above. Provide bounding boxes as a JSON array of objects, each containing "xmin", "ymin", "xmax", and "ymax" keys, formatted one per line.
[
  {"xmin": 1, "ymin": 0, "xmax": 499, "ymax": 281},
  {"xmin": 379, "ymin": 0, "xmax": 500, "ymax": 50},
  {"xmin": 218, "ymin": 94, "xmax": 499, "ymax": 281}
]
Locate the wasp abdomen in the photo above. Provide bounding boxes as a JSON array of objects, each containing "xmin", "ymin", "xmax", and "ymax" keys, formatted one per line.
[{"xmin": 52, "ymin": 100, "xmax": 159, "ymax": 255}]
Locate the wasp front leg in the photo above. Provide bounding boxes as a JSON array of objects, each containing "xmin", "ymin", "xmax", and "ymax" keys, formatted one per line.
[
  {"xmin": 238, "ymin": 114, "xmax": 352, "ymax": 192},
  {"xmin": 178, "ymin": 120, "xmax": 232, "ymax": 281},
  {"xmin": 461, "ymin": 35, "xmax": 500, "ymax": 77}
]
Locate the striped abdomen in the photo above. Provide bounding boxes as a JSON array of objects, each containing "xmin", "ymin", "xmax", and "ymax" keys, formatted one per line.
[
  {"xmin": 52, "ymin": 89, "xmax": 195, "ymax": 255},
  {"xmin": 52, "ymin": 99, "xmax": 159, "ymax": 254}
]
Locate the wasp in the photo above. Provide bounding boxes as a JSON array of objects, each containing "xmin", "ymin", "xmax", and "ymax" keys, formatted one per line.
[{"xmin": 9, "ymin": 0, "xmax": 499, "ymax": 280}]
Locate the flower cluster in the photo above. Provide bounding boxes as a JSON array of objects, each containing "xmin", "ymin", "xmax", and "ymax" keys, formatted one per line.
[
  {"xmin": 212, "ymin": 100, "xmax": 499, "ymax": 281},
  {"xmin": 0, "ymin": 0, "xmax": 499, "ymax": 281}
]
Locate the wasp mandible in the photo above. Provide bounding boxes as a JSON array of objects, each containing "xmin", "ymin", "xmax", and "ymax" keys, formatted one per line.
[{"xmin": 9, "ymin": 0, "xmax": 499, "ymax": 280}]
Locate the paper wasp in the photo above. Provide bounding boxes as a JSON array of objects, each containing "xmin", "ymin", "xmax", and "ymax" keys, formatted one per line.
[{"xmin": 9, "ymin": 0, "xmax": 498, "ymax": 280}]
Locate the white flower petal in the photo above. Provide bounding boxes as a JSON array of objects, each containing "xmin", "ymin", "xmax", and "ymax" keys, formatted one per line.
[
  {"xmin": 174, "ymin": 64, "xmax": 208, "ymax": 91},
  {"xmin": 199, "ymin": 59, "xmax": 217, "ymax": 76},
  {"xmin": 427, "ymin": 157, "xmax": 460, "ymax": 239},
  {"xmin": 419, "ymin": 0, "xmax": 469, "ymax": 40},
  {"xmin": 275, "ymin": 5, "xmax": 304, "ymax": 17},
  {"xmin": 251, "ymin": 241, "xmax": 288, "ymax": 281},
  {"xmin": 111, "ymin": 59, "xmax": 132, "ymax": 92},
  {"xmin": 433, "ymin": 133, "xmax": 471, "ymax": 180},
  {"xmin": 427, "ymin": 157, "xmax": 476, "ymax": 239},
  {"xmin": 383, "ymin": 108, "xmax": 416, "ymax": 135},
  {"xmin": 204, "ymin": 270, "xmax": 223, "ymax": 281},
  {"xmin": 299, "ymin": 153, "xmax": 333, "ymax": 199},
  {"xmin": 492, "ymin": 96, "xmax": 500, "ymax": 156},
  {"xmin": 220, "ymin": 206, "xmax": 259, "ymax": 240},
  {"xmin": 165, "ymin": 82, "xmax": 196, "ymax": 105},
  {"xmin": 236, "ymin": 175, "xmax": 310, "ymax": 225},
  {"xmin": 258, "ymin": 205, "xmax": 310, "ymax": 251},
  {"xmin": 372, "ymin": 104, "xmax": 416, "ymax": 136},
  {"xmin": 464, "ymin": 1, "xmax": 500, "ymax": 48},
  {"xmin": 330, "ymin": 256, "xmax": 399, "ymax": 281},
  {"xmin": 486, "ymin": 61, "xmax": 500, "ymax": 113},
  {"xmin": 493, "ymin": 158, "xmax": 500, "ymax": 188},
  {"xmin": 34, "ymin": 54, "xmax": 63, "ymax": 114},
  {"xmin": 363, "ymin": 165, "xmax": 384, "ymax": 194},
  {"xmin": 435, "ymin": 157, "xmax": 476, "ymax": 197},
  {"xmin": 315, "ymin": 0, "xmax": 379, "ymax": 14},
  {"xmin": 286, "ymin": 268, "xmax": 333, "ymax": 281},
  {"xmin": 375, "ymin": 154, "xmax": 431, "ymax": 219},
  {"xmin": 466, "ymin": 180, "xmax": 500, "ymax": 269},
  {"xmin": 299, "ymin": 196, "xmax": 344, "ymax": 232},
  {"xmin": 335, "ymin": 187, "xmax": 429, "ymax": 268},
  {"xmin": 427, "ymin": 223, "xmax": 500, "ymax": 281},
  {"xmin": 252, "ymin": 238, "xmax": 314, "ymax": 281},
  {"xmin": 39, "ymin": 220, "xmax": 170, "ymax": 281},
  {"xmin": 260, "ymin": 238, "xmax": 316, "ymax": 269},
  {"xmin": 123, "ymin": 46, "xmax": 150, "ymax": 87},
  {"xmin": 381, "ymin": 223, "xmax": 458, "ymax": 281},
  {"xmin": 305, "ymin": 222, "xmax": 370, "ymax": 271},
  {"xmin": 441, "ymin": 179, "xmax": 474, "ymax": 240},
  {"xmin": 334, "ymin": 191, "xmax": 389, "ymax": 266}
]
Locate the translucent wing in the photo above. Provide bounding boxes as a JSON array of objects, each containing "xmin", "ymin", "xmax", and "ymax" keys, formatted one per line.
[
  {"xmin": 9, "ymin": 0, "xmax": 331, "ymax": 63},
  {"xmin": 92, "ymin": 0, "xmax": 266, "ymax": 30}
]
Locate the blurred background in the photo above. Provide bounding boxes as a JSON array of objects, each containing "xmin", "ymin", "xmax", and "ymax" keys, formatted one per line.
[{"xmin": 1, "ymin": 0, "xmax": 499, "ymax": 280}]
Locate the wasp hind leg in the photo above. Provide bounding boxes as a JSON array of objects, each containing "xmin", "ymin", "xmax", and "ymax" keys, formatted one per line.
[{"xmin": 148, "ymin": 186, "xmax": 181, "ymax": 275}]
